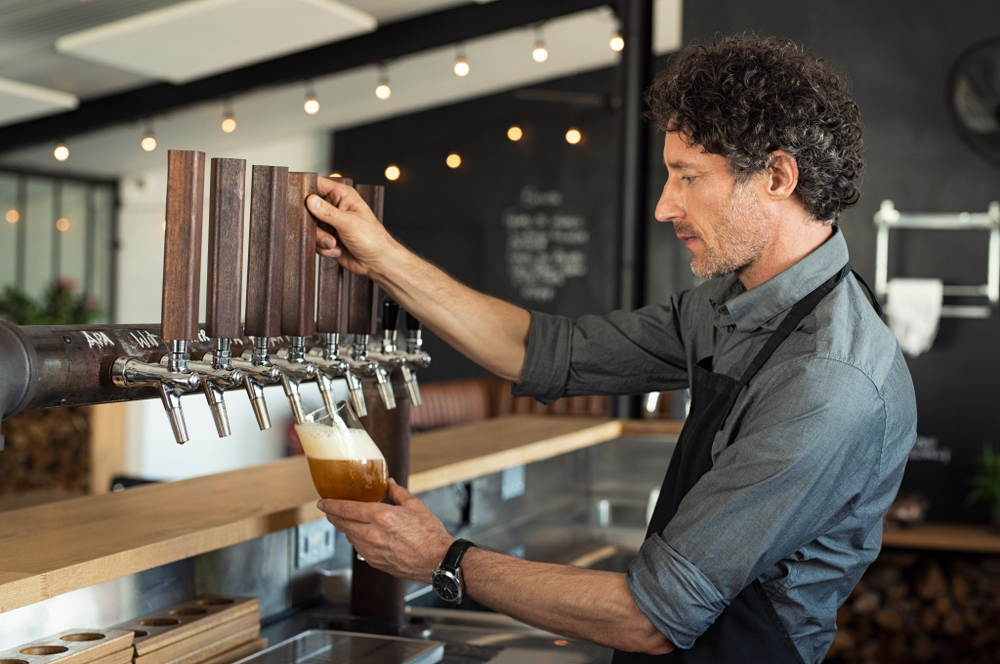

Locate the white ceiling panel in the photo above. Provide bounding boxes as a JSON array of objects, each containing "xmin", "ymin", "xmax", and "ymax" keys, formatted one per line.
[
  {"xmin": 0, "ymin": 77, "xmax": 79, "ymax": 125},
  {"xmin": 56, "ymin": 0, "xmax": 378, "ymax": 84}
]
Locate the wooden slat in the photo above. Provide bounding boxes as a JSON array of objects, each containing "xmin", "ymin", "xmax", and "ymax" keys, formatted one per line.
[
  {"xmin": 161, "ymin": 150, "xmax": 205, "ymax": 342},
  {"xmin": 243, "ymin": 166, "xmax": 288, "ymax": 338},
  {"xmin": 205, "ymin": 158, "xmax": 246, "ymax": 340},
  {"xmin": 189, "ymin": 637, "xmax": 267, "ymax": 664},
  {"xmin": 0, "ymin": 416, "xmax": 646, "ymax": 615},
  {"xmin": 121, "ymin": 597, "xmax": 258, "ymax": 656},
  {"xmin": 281, "ymin": 172, "xmax": 317, "ymax": 338},
  {"xmin": 132, "ymin": 614, "xmax": 259, "ymax": 664},
  {"xmin": 160, "ymin": 626, "xmax": 260, "ymax": 664},
  {"xmin": 345, "ymin": 184, "xmax": 383, "ymax": 335},
  {"xmin": 315, "ymin": 177, "xmax": 352, "ymax": 335}
]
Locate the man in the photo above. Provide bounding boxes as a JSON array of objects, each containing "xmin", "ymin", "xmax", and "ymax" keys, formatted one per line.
[{"xmin": 308, "ymin": 35, "xmax": 917, "ymax": 663}]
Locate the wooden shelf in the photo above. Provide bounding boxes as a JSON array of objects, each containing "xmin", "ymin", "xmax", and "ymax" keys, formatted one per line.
[
  {"xmin": 0, "ymin": 415, "xmax": 681, "ymax": 616},
  {"xmin": 882, "ymin": 522, "xmax": 1000, "ymax": 554}
]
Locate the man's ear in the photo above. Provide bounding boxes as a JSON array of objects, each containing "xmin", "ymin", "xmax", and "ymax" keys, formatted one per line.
[{"xmin": 767, "ymin": 151, "xmax": 799, "ymax": 201}]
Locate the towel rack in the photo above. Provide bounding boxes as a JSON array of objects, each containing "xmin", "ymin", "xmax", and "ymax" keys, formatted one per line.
[{"xmin": 873, "ymin": 199, "xmax": 1000, "ymax": 318}]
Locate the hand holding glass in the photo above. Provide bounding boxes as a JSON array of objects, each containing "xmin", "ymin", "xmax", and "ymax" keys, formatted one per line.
[{"xmin": 295, "ymin": 401, "xmax": 387, "ymax": 502}]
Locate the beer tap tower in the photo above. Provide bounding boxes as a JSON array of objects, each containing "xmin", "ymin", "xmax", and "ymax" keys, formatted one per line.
[
  {"xmin": 186, "ymin": 157, "xmax": 247, "ymax": 438},
  {"xmin": 310, "ymin": 177, "xmax": 360, "ymax": 418},
  {"xmin": 112, "ymin": 150, "xmax": 206, "ymax": 444},
  {"xmin": 344, "ymin": 185, "xmax": 396, "ymax": 417}
]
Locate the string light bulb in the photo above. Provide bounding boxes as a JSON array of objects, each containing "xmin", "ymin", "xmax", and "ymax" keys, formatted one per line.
[
  {"xmin": 446, "ymin": 153, "xmax": 461, "ymax": 168},
  {"xmin": 375, "ymin": 64, "xmax": 391, "ymax": 100},
  {"xmin": 610, "ymin": 33, "xmax": 624, "ymax": 52},
  {"xmin": 454, "ymin": 44, "xmax": 470, "ymax": 77},
  {"xmin": 304, "ymin": 83, "xmax": 320, "ymax": 115},
  {"xmin": 5, "ymin": 210, "xmax": 18, "ymax": 223},
  {"xmin": 221, "ymin": 104, "xmax": 236, "ymax": 133},
  {"xmin": 385, "ymin": 164, "xmax": 400, "ymax": 180},
  {"xmin": 507, "ymin": 125, "xmax": 523, "ymax": 141},
  {"xmin": 54, "ymin": 142, "xmax": 69, "ymax": 161},
  {"xmin": 532, "ymin": 25, "xmax": 548, "ymax": 63},
  {"xmin": 565, "ymin": 128, "xmax": 582, "ymax": 144},
  {"xmin": 56, "ymin": 217, "xmax": 70, "ymax": 232},
  {"xmin": 141, "ymin": 126, "xmax": 157, "ymax": 152}
]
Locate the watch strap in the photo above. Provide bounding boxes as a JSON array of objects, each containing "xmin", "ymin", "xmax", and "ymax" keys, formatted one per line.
[{"xmin": 442, "ymin": 538, "xmax": 475, "ymax": 571}]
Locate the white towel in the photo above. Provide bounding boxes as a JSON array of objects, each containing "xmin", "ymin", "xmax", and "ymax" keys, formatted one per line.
[{"xmin": 885, "ymin": 278, "xmax": 943, "ymax": 357}]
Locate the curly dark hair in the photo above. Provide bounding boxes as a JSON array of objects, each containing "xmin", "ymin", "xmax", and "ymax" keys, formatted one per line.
[{"xmin": 645, "ymin": 35, "xmax": 864, "ymax": 223}]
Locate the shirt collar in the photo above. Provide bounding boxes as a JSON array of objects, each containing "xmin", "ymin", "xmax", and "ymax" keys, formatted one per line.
[{"xmin": 711, "ymin": 226, "xmax": 849, "ymax": 333}]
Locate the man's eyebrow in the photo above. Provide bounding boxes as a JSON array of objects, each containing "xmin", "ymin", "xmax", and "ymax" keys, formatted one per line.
[{"xmin": 667, "ymin": 159, "xmax": 697, "ymax": 170}]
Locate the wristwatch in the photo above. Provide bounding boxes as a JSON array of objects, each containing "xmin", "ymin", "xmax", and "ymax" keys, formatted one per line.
[{"xmin": 431, "ymin": 539, "xmax": 476, "ymax": 604}]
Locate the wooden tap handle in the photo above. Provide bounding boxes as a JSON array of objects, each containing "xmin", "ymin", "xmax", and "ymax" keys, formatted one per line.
[
  {"xmin": 316, "ymin": 177, "xmax": 352, "ymax": 334},
  {"xmin": 244, "ymin": 165, "xmax": 288, "ymax": 338},
  {"xmin": 161, "ymin": 150, "xmax": 205, "ymax": 342},
  {"xmin": 282, "ymin": 172, "xmax": 318, "ymax": 338},
  {"xmin": 346, "ymin": 184, "xmax": 384, "ymax": 335},
  {"xmin": 205, "ymin": 157, "xmax": 246, "ymax": 340}
]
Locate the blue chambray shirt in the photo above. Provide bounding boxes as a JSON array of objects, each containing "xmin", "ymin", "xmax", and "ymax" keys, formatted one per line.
[{"xmin": 513, "ymin": 228, "xmax": 917, "ymax": 663}]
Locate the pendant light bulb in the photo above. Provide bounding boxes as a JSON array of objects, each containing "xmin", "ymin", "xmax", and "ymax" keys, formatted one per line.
[
  {"xmin": 221, "ymin": 105, "xmax": 236, "ymax": 133},
  {"xmin": 532, "ymin": 25, "xmax": 548, "ymax": 63},
  {"xmin": 610, "ymin": 33, "xmax": 624, "ymax": 52},
  {"xmin": 304, "ymin": 93, "xmax": 320, "ymax": 115},
  {"xmin": 141, "ymin": 128, "xmax": 157, "ymax": 152},
  {"xmin": 375, "ymin": 63, "xmax": 392, "ymax": 100},
  {"xmin": 454, "ymin": 56, "xmax": 470, "ymax": 77},
  {"xmin": 54, "ymin": 142, "xmax": 69, "ymax": 161}
]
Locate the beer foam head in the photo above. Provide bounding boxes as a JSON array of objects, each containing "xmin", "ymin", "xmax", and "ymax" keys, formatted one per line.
[{"xmin": 295, "ymin": 421, "xmax": 384, "ymax": 461}]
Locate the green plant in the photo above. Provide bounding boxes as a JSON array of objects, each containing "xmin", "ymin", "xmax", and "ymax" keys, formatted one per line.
[
  {"xmin": 0, "ymin": 277, "xmax": 101, "ymax": 325},
  {"xmin": 968, "ymin": 443, "xmax": 1000, "ymax": 529}
]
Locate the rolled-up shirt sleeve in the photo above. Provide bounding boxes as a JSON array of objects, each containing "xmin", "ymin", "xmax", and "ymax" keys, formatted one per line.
[
  {"xmin": 626, "ymin": 355, "xmax": 889, "ymax": 646},
  {"xmin": 515, "ymin": 299, "xmax": 692, "ymax": 403}
]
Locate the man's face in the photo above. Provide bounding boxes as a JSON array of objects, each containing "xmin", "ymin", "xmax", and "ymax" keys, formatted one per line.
[{"xmin": 654, "ymin": 132, "xmax": 776, "ymax": 280}]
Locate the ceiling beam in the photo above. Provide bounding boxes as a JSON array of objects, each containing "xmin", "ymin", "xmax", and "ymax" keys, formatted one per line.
[{"xmin": 0, "ymin": 0, "xmax": 611, "ymax": 154}]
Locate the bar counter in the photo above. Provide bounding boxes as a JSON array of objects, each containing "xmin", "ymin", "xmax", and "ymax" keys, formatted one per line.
[{"xmin": 0, "ymin": 415, "xmax": 683, "ymax": 616}]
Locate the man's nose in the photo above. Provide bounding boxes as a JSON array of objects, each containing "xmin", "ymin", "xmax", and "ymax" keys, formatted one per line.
[{"xmin": 654, "ymin": 181, "xmax": 681, "ymax": 223}]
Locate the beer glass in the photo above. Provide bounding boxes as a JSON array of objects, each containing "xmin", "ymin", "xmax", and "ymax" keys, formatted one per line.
[{"xmin": 295, "ymin": 401, "xmax": 388, "ymax": 502}]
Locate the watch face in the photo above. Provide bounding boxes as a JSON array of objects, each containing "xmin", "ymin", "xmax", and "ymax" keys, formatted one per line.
[{"xmin": 433, "ymin": 570, "xmax": 461, "ymax": 602}]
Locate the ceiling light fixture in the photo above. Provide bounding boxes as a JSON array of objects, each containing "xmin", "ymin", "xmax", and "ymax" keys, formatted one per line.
[
  {"xmin": 329, "ymin": 172, "xmax": 342, "ymax": 178},
  {"xmin": 384, "ymin": 164, "xmax": 400, "ymax": 180},
  {"xmin": 54, "ymin": 142, "xmax": 69, "ymax": 161},
  {"xmin": 532, "ymin": 25, "xmax": 548, "ymax": 63},
  {"xmin": 446, "ymin": 153, "xmax": 461, "ymax": 168},
  {"xmin": 507, "ymin": 125, "xmax": 523, "ymax": 141},
  {"xmin": 221, "ymin": 102, "xmax": 236, "ymax": 133},
  {"xmin": 140, "ymin": 123, "xmax": 157, "ymax": 152},
  {"xmin": 304, "ymin": 82, "xmax": 320, "ymax": 115},
  {"xmin": 565, "ymin": 128, "xmax": 582, "ymax": 144},
  {"xmin": 454, "ymin": 44, "xmax": 470, "ymax": 77},
  {"xmin": 610, "ymin": 32, "xmax": 624, "ymax": 52},
  {"xmin": 375, "ymin": 63, "xmax": 391, "ymax": 100}
]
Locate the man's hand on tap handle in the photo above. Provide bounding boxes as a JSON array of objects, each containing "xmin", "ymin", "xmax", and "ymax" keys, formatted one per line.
[
  {"xmin": 310, "ymin": 178, "xmax": 399, "ymax": 278},
  {"xmin": 308, "ymin": 175, "xmax": 531, "ymax": 383}
]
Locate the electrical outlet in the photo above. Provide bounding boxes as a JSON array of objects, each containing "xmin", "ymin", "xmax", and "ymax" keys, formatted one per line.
[
  {"xmin": 296, "ymin": 519, "xmax": 336, "ymax": 568},
  {"xmin": 501, "ymin": 465, "xmax": 526, "ymax": 501}
]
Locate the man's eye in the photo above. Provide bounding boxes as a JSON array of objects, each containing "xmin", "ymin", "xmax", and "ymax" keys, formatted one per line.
[{"xmin": 681, "ymin": 176, "xmax": 695, "ymax": 183}]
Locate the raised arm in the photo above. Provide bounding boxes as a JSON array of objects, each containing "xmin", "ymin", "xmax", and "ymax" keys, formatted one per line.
[{"xmin": 309, "ymin": 178, "xmax": 530, "ymax": 382}]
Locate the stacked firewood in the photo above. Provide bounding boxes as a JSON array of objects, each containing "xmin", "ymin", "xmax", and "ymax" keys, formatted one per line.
[
  {"xmin": 0, "ymin": 407, "xmax": 90, "ymax": 496},
  {"xmin": 826, "ymin": 551, "xmax": 1000, "ymax": 663}
]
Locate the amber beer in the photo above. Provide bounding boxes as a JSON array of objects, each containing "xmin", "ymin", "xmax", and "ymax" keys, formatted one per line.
[{"xmin": 295, "ymin": 403, "xmax": 388, "ymax": 502}]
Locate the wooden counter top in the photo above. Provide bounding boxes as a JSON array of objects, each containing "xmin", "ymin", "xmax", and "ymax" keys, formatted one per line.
[
  {"xmin": 0, "ymin": 415, "xmax": 681, "ymax": 615},
  {"xmin": 882, "ymin": 522, "xmax": 1000, "ymax": 554}
]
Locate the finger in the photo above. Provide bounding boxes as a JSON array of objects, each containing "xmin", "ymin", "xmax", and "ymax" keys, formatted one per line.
[
  {"xmin": 386, "ymin": 478, "xmax": 419, "ymax": 507},
  {"xmin": 317, "ymin": 497, "xmax": 383, "ymax": 522},
  {"xmin": 315, "ymin": 224, "xmax": 340, "ymax": 254}
]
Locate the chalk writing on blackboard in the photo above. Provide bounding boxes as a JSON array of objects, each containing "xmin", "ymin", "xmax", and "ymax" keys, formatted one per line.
[{"xmin": 503, "ymin": 186, "xmax": 589, "ymax": 302}]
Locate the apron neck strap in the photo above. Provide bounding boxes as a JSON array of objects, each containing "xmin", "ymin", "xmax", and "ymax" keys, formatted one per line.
[{"xmin": 736, "ymin": 262, "xmax": 852, "ymax": 388}]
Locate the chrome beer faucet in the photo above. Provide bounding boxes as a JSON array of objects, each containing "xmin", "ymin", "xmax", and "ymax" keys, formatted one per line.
[
  {"xmin": 398, "ymin": 310, "xmax": 431, "ymax": 406},
  {"xmin": 368, "ymin": 299, "xmax": 422, "ymax": 406},
  {"xmin": 309, "ymin": 332, "xmax": 360, "ymax": 419},
  {"xmin": 114, "ymin": 340, "xmax": 201, "ymax": 444},
  {"xmin": 346, "ymin": 333, "xmax": 396, "ymax": 417}
]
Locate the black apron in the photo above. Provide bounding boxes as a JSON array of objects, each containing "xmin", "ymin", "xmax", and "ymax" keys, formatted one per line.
[{"xmin": 613, "ymin": 263, "xmax": 860, "ymax": 664}]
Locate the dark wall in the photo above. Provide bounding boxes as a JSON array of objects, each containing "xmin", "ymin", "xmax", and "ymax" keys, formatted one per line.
[
  {"xmin": 680, "ymin": 0, "xmax": 1000, "ymax": 523},
  {"xmin": 333, "ymin": 69, "xmax": 621, "ymax": 382}
]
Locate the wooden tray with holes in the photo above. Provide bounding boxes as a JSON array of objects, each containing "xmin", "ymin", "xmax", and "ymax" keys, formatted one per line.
[
  {"xmin": 110, "ymin": 596, "xmax": 259, "ymax": 658},
  {"xmin": 0, "ymin": 629, "xmax": 134, "ymax": 664}
]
